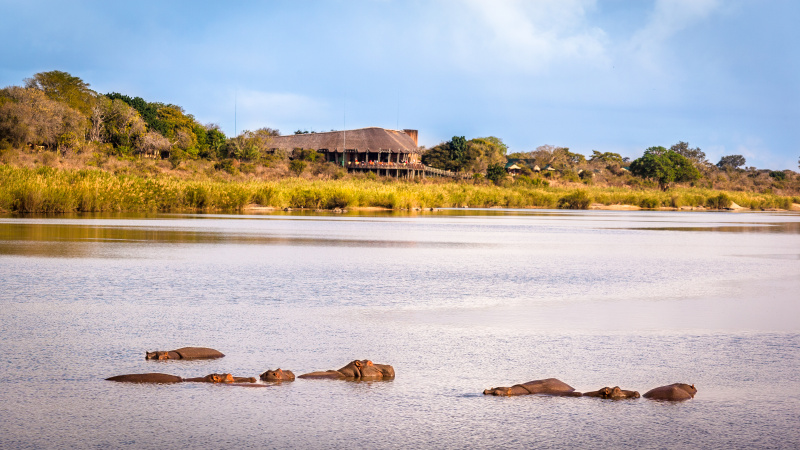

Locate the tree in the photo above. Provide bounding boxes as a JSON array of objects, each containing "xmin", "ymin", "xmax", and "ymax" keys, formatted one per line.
[
  {"xmin": 463, "ymin": 136, "xmax": 507, "ymax": 173},
  {"xmin": 670, "ymin": 141, "xmax": 707, "ymax": 165},
  {"xmin": 0, "ymin": 86, "xmax": 87, "ymax": 150},
  {"xmin": 589, "ymin": 150, "xmax": 623, "ymax": 164},
  {"xmin": 102, "ymin": 99, "xmax": 146, "ymax": 149},
  {"xmin": 530, "ymin": 145, "xmax": 585, "ymax": 169},
  {"xmin": 486, "ymin": 163, "xmax": 506, "ymax": 184},
  {"xmin": 422, "ymin": 136, "xmax": 472, "ymax": 172},
  {"xmin": 24, "ymin": 70, "xmax": 96, "ymax": 116},
  {"xmin": 717, "ymin": 155, "xmax": 746, "ymax": 170},
  {"xmin": 422, "ymin": 136, "xmax": 506, "ymax": 173},
  {"xmin": 203, "ymin": 124, "xmax": 227, "ymax": 159},
  {"xmin": 629, "ymin": 148, "xmax": 701, "ymax": 190}
]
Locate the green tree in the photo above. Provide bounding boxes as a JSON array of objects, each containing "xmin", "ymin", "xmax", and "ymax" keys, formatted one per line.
[
  {"xmin": 670, "ymin": 141, "xmax": 707, "ymax": 165},
  {"xmin": 717, "ymin": 155, "xmax": 746, "ymax": 170},
  {"xmin": 486, "ymin": 163, "xmax": 506, "ymax": 184},
  {"xmin": 589, "ymin": 150, "xmax": 623, "ymax": 164},
  {"xmin": 24, "ymin": 70, "xmax": 96, "ymax": 116},
  {"xmin": 203, "ymin": 125, "xmax": 227, "ymax": 159},
  {"xmin": 630, "ymin": 148, "xmax": 701, "ymax": 190},
  {"xmin": 422, "ymin": 135, "xmax": 505, "ymax": 173}
]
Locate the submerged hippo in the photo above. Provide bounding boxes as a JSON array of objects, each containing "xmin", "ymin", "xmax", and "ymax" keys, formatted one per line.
[
  {"xmin": 582, "ymin": 386, "xmax": 640, "ymax": 399},
  {"xmin": 106, "ymin": 373, "xmax": 183, "ymax": 383},
  {"xmin": 260, "ymin": 368, "xmax": 295, "ymax": 382},
  {"xmin": 298, "ymin": 360, "xmax": 395, "ymax": 380},
  {"xmin": 643, "ymin": 383, "xmax": 697, "ymax": 401},
  {"xmin": 184, "ymin": 373, "xmax": 257, "ymax": 383},
  {"xmin": 145, "ymin": 347, "xmax": 225, "ymax": 360},
  {"xmin": 483, "ymin": 378, "xmax": 581, "ymax": 397},
  {"xmin": 106, "ymin": 372, "xmax": 257, "ymax": 384}
]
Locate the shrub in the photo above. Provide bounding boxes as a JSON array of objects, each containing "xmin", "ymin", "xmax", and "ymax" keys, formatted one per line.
[
  {"xmin": 769, "ymin": 171, "xmax": 786, "ymax": 181},
  {"xmin": 561, "ymin": 170, "xmax": 580, "ymax": 182},
  {"xmin": 214, "ymin": 159, "xmax": 239, "ymax": 175},
  {"xmin": 639, "ymin": 197, "xmax": 660, "ymax": 209},
  {"xmin": 557, "ymin": 190, "xmax": 591, "ymax": 209},
  {"xmin": 706, "ymin": 193, "xmax": 732, "ymax": 209},
  {"xmin": 289, "ymin": 160, "xmax": 307, "ymax": 176},
  {"xmin": 486, "ymin": 163, "xmax": 506, "ymax": 184}
]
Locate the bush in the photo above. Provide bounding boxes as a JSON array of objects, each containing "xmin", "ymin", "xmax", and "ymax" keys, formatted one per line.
[
  {"xmin": 214, "ymin": 159, "xmax": 239, "ymax": 175},
  {"xmin": 639, "ymin": 197, "xmax": 660, "ymax": 209},
  {"xmin": 289, "ymin": 160, "xmax": 307, "ymax": 176},
  {"xmin": 561, "ymin": 170, "xmax": 580, "ymax": 182},
  {"xmin": 486, "ymin": 163, "xmax": 506, "ymax": 184},
  {"xmin": 557, "ymin": 190, "xmax": 591, "ymax": 209},
  {"xmin": 706, "ymin": 193, "xmax": 732, "ymax": 209},
  {"xmin": 769, "ymin": 171, "xmax": 786, "ymax": 181}
]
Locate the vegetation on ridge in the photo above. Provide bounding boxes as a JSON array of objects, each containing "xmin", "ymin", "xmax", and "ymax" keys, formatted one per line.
[{"xmin": 1, "ymin": 70, "xmax": 799, "ymax": 213}]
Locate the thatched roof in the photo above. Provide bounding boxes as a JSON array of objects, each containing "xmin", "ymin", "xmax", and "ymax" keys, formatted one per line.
[{"xmin": 268, "ymin": 127, "xmax": 419, "ymax": 154}]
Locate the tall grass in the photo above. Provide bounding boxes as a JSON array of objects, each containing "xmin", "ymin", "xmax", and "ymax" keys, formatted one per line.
[{"xmin": 0, "ymin": 165, "xmax": 796, "ymax": 213}]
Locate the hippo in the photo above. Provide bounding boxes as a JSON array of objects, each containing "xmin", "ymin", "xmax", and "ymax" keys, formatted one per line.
[
  {"xmin": 184, "ymin": 373, "xmax": 257, "ymax": 383},
  {"xmin": 106, "ymin": 373, "xmax": 183, "ymax": 383},
  {"xmin": 260, "ymin": 368, "xmax": 296, "ymax": 382},
  {"xmin": 483, "ymin": 378, "xmax": 581, "ymax": 397},
  {"xmin": 145, "ymin": 347, "xmax": 224, "ymax": 360},
  {"xmin": 582, "ymin": 386, "xmax": 640, "ymax": 399},
  {"xmin": 298, "ymin": 360, "xmax": 395, "ymax": 380},
  {"xmin": 643, "ymin": 383, "xmax": 697, "ymax": 401}
]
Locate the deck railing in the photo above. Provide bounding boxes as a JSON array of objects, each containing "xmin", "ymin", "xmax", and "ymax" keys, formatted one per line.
[{"xmin": 345, "ymin": 161, "xmax": 469, "ymax": 179}]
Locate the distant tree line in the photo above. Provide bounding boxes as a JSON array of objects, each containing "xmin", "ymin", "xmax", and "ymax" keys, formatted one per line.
[
  {"xmin": 0, "ymin": 70, "xmax": 290, "ymax": 169},
  {"xmin": 1, "ymin": 70, "xmax": 796, "ymax": 189}
]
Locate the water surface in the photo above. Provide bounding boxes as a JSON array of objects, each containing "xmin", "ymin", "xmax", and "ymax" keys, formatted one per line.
[{"xmin": 1, "ymin": 210, "xmax": 799, "ymax": 448}]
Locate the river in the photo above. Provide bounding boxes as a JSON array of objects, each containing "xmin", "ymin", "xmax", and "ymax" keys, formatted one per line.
[{"xmin": 1, "ymin": 209, "xmax": 799, "ymax": 448}]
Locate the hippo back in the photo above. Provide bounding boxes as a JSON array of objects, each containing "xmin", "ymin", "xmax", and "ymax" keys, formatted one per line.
[
  {"xmin": 173, "ymin": 347, "xmax": 225, "ymax": 360},
  {"xmin": 106, "ymin": 373, "xmax": 183, "ymax": 383},
  {"xmin": 643, "ymin": 383, "xmax": 696, "ymax": 401},
  {"xmin": 519, "ymin": 378, "xmax": 577, "ymax": 395}
]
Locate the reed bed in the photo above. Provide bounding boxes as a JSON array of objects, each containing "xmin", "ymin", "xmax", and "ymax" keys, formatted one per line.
[{"xmin": 0, "ymin": 165, "xmax": 795, "ymax": 213}]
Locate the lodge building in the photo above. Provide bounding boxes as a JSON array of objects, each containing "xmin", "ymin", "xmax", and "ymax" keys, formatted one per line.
[{"xmin": 268, "ymin": 127, "xmax": 464, "ymax": 179}]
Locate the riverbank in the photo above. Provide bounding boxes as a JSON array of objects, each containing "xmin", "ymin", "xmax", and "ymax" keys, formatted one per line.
[{"xmin": 1, "ymin": 165, "xmax": 798, "ymax": 213}]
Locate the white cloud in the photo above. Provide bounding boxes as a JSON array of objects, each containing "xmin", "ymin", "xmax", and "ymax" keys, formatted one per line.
[
  {"xmin": 628, "ymin": 0, "xmax": 721, "ymax": 73},
  {"xmin": 445, "ymin": 0, "xmax": 610, "ymax": 73}
]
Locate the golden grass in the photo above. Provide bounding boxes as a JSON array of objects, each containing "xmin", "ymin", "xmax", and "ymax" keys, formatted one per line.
[{"xmin": 0, "ymin": 165, "xmax": 795, "ymax": 213}]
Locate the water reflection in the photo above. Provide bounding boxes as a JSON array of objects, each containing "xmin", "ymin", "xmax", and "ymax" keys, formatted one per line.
[{"xmin": 0, "ymin": 222, "xmax": 497, "ymax": 258}]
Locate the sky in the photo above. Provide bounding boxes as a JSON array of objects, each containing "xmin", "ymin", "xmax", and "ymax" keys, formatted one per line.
[{"xmin": 1, "ymin": 0, "xmax": 798, "ymax": 169}]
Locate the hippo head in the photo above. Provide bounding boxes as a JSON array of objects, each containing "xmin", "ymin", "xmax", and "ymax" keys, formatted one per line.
[
  {"xmin": 680, "ymin": 384, "xmax": 697, "ymax": 397},
  {"xmin": 260, "ymin": 368, "xmax": 294, "ymax": 382},
  {"xmin": 205, "ymin": 373, "xmax": 235, "ymax": 383},
  {"xmin": 145, "ymin": 351, "xmax": 170, "ymax": 360}
]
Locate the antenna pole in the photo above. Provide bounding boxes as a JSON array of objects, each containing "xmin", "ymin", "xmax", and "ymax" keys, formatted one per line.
[
  {"xmin": 234, "ymin": 90, "xmax": 237, "ymax": 137},
  {"xmin": 342, "ymin": 99, "xmax": 346, "ymax": 167}
]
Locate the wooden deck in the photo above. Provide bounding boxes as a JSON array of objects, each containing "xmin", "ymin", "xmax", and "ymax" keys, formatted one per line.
[{"xmin": 345, "ymin": 162, "xmax": 469, "ymax": 179}]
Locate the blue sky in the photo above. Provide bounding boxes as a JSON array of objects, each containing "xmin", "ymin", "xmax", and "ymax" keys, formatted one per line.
[{"xmin": 1, "ymin": 0, "xmax": 798, "ymax": 169}]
